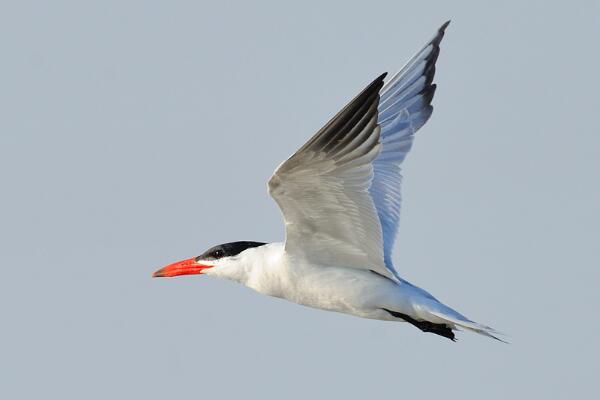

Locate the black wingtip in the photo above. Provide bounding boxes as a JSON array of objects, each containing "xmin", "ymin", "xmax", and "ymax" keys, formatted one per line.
[
  {"xmin": 440, "ymin": 20, "xmax": 451, "ymax": 32},
  {"xmin": 415, "ymin": 22, "xmax": 450, "ymax": 58},
  {"xmin": 430, "ymin": 20, "xmax": 451, "ymax": 48},
  {"xmin": 368, "ymin": 72, "xmax": 387, "ymax": 93},
  {"xmin": 351, "ymin": 73, "xmax": 386, "ymax": 109},
  {"xmin": 374, "ymin": 72, "xmax": 388, "ymax": 88}
]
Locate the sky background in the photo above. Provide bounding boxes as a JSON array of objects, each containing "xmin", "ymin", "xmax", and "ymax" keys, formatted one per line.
[{"xmin": 1, "ymin": 1, "xmax": 599, "ymax": 399}]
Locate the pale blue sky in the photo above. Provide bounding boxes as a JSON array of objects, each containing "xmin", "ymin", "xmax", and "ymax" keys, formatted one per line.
[{"xmin": 1, "ymin": 1, "xmax": 599, "ymax": 399}]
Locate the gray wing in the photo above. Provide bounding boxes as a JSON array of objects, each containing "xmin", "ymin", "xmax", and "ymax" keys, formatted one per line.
[
  {"xmin": 370, "ymin": 21, "xmax": 450, "ymax": 275},
  {"xmin": 268, "ymin": 74, "xmax": 397, "ymax": 281}
]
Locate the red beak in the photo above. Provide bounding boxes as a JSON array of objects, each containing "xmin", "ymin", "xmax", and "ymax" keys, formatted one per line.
[{"xmin": 152, "ymin": 257, "xmax": 213, "ymax": 278}]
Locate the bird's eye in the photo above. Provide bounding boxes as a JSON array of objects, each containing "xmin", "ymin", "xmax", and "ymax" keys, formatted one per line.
[{"xmin": 213, "ymin": 250, "xmax": 224, "ymax": 258}]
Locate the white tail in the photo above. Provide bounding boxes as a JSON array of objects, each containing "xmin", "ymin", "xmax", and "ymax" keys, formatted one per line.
[{"xmin": 428, "ymin": 310, "xmax": 507, "ymax": 343}]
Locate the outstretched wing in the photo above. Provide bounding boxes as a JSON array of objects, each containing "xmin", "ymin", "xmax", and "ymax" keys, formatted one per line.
[
  {"xmin": 371, "ymin": 21, "xmax": 450, "ymax": 275},
  {"xmin": 268, "ymin": 22, "xmax": 450, "ymax": 280},
  {"xmin": 268, "ymin": 74, "xmax": 397, "ymax": 280}
]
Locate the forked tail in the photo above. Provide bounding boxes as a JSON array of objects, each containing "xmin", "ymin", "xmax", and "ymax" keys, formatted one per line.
[
  {"xmin": 385, "ymin": 288, "xmax": 506, "ymax": 342},
  {"xmin": 427, "ymin": 310, "xmax": 506, "ymax": 343}
]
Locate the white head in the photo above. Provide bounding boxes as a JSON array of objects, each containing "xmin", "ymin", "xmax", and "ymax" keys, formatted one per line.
[{"xmin": 152, "ymin": 241, "xmax": 268, "ymax": 283}]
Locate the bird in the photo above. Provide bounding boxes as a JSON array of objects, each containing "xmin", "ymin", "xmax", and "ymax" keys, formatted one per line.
[{"xmin": 153, "ymin": 21, "xmax": 502, "ymax": 342}]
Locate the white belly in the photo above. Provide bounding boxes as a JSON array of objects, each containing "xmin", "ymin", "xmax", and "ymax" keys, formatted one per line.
[
  {"xmin": 247, "ymin": 249, "xmax": 409, "ymax": 320},
  {"xmin": 288, "ymin": 267, "xmax": 402, "ymax": 320},
  {"xmin": 208, "ymin": 242, "xmax": 424, "ymax": 321}
]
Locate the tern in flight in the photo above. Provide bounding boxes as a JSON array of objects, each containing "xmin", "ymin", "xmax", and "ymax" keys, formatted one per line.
[{"xmin": 153, "ymin": 21, "xmax": 502, "ymax": 341}]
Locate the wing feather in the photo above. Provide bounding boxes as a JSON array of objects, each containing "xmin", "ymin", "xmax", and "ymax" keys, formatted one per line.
[
  {"xmin": 371, "ymin": 21, "xmax": 449, "ymax": 273},
  {"xmin": 268, "ymin": 21, "xmax": 450, "ymax": 280},
  {"xmin": 268, "ymin": 74, "xmax": 396, "ymax": 280}
]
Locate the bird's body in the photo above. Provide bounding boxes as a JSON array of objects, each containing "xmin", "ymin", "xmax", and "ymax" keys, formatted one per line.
[
  {"xmin": 154, "ymin": 21, "xmax": 502, "ymax": 342},
  {"xmin": 202, "ymin": 242, "xmax": 490, "ymax": 341},
  {"xmin": 206, "ymin": 242, "xmax": 401, "ymax": 320}
]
